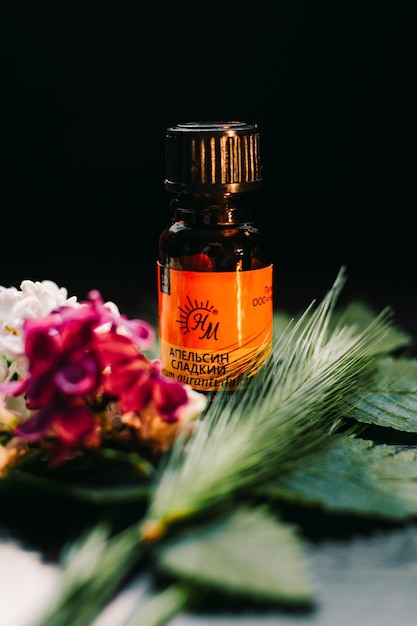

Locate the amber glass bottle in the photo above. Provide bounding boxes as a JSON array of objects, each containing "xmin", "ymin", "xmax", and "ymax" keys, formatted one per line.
[{"xmin": 157, "ymin": 122, "xmax": 273, "ymax": 395}]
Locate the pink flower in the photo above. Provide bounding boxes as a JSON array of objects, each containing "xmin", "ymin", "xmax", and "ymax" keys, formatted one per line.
[
  {"xmin": 96, "ymin": 328, "xmax": 190, "ymax": 421},
  {"xmin": 16, "ymin": 397, "xmax": 97, "ymax": 443},
  {"xmin": 0, "ymin": 289, "xmax": 206, "ymax": 465},
  {"xmin": 149, "ymin": 362, "xmax": 189, "ymax": 422},
  {"xmin": 23, "ymin": 306, "xmax": 101, "ymax": 408},
  {"xmin": 87, "ymin": 289, "xmax": 155, "ymax": 351}
]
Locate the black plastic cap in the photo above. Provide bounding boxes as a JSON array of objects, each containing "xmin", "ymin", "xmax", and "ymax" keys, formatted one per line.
[{"xmin": 165, "ymin": 121, "xmax": 262, "ymax": 193}]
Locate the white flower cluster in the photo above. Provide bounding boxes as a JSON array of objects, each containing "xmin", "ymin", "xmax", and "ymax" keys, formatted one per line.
[{"xmin": 0, "ymin": 280, "xmax": 78, "ymax": 381}]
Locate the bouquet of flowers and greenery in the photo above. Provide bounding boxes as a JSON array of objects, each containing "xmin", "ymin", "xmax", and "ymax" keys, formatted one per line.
[
  {"xmin": 0, "ymin": 280, "xmax": 205, "ymax": 473},
  {"xmin": 1, "ymin": 269, "xmax": 417, "ymax": 626}
]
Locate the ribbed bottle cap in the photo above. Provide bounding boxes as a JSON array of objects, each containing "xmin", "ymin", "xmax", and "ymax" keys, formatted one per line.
[{"xmin": 165, "ymin": 121, "xmax": 262, "ymax": 193}]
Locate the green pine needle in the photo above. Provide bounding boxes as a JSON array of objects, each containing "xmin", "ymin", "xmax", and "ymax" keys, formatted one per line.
[{"xmin": 141, "ymin": 267, "xmax": 393, "ymax": 538}]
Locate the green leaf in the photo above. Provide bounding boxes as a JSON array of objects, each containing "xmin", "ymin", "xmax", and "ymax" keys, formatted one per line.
[
  {"xmin": 261, "ymin": 435, "xmax": 417, "ymax": 520},
  {"xmin": 157, "ymin": 507, "xmax": 313, "ymax": 606},
  {"xmin": 348, "ymin": 357, "xmax": 417, "ymax": 432}
]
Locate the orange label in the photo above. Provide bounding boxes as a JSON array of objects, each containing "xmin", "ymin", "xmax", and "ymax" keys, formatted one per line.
[{"xmin": 157, "ymin": 263, "xmax": 273, "ymax": 393}]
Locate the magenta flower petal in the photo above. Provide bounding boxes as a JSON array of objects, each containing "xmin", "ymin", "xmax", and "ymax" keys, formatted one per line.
[
  {"xmin": 54, "ymin": 354, "xmax": 100, "ymax": 396},
  {"xmin": 118, "ymin": 373, "xmax": 154, "ymax": 413},
  {"xmin": 15, "ymin": 405, "xmax": 55, "ymax": 441},
  {"xmin": 24, "ymin": 325, "xmax": 61, "ymax": 373},
  {"xmin": 103, "ymin": 359, "xmax": 149, "ymax": 396},
  {"xmin": 0, "ymin": 378, "xmax": 28, "ymax": 396},
  {"xmin": 26, "ymin": 368, "xmax": 57, "ymax": 407},
  {"xmin": 52, "ymin": 403, "xmax": 97, "ymax": 445},
  {"xmin": 119, "ymin": 318, "xmax": 155, "ymax": 350},
  {"xmin": 87, "ymin": 289, "xmax": 156, "ymax": 350},
  {"xmin": 152, "ymin": 376, "xmax": 189, "ymax": 422},
  {"xmin": 96, "ymin": 330, "xmax": 141, "ymax": 367}
]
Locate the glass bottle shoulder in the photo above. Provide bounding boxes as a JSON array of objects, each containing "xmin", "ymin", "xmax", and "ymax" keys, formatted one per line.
[{"xmin": 158, "ymin": 197, "xmax": 271, "ymax": 272}]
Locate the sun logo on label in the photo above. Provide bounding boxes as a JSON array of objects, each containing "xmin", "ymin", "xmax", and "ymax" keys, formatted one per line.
[{"xmin": 177, "ymin": 296, "xmax": 220, "ymax": 340}]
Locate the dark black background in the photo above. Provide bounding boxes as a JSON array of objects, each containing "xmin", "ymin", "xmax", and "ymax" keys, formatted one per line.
[{"xmin": 1, "ymin": 1, "xmax": 416, "ymax": 329}]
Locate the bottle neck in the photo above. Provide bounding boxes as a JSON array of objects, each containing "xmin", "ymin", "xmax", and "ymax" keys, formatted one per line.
[{"xmin": 169, "ymin": 192, "xmax": 257, "ymax": 225}]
